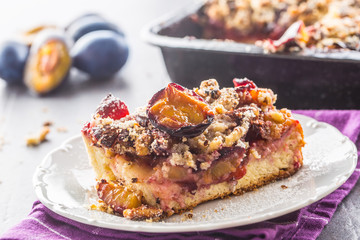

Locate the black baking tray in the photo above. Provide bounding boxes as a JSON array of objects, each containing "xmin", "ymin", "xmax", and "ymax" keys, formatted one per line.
[{"xmin": 143, "ymin": 1, "xmax": 360, "ymax": 109}]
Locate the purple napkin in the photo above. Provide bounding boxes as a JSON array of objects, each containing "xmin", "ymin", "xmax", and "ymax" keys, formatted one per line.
[{"xmin": 2, "ymin": 110, "xmax": 360, "ymax": 240}]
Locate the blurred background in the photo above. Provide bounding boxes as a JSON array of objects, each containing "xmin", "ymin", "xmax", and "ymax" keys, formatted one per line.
[{"xmin": 0, "ymin": 0, "xmax": 193, "ymax": 233}]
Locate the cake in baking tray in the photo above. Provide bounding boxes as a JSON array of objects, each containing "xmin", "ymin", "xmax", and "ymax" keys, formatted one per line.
[
  {"xmin": 198, "ymin": 0, "xmax": 360, "ymax": 52},
  {"xmin": 82, "ymin": 78, "xmax": 305, "ymax": 221}
]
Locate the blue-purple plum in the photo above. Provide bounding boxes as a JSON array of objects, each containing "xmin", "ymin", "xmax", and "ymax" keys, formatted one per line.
[
  {"xmin": 0, "ymin": 41, "xmax": 29, "ymax": 84},
  {"xmin": 71, "ymin": 30, "xmax": 128, "ymax": 78},
  {"xmin": 66, "ymin": 14, "xmax": 124, "ymax": 42}
]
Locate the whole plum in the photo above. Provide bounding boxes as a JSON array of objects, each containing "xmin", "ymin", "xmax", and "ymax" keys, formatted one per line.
[
  {"xmin": 66, "ymin": 14, "xmax": 123, "ymax": 42},
  {"xmin": 66, "ymin": 13, "xmax": 106, "ymax": 29},
  {"xmin": 71, "ymin": 30, "xmax": 128, "ymax": 79},
  {"xmin": 24, "ymin": 29, "xmax": 72, "ymax": 94},
  {"xmin": 0, "ymin": 41, "xmax": 29, "ymax": 84}
]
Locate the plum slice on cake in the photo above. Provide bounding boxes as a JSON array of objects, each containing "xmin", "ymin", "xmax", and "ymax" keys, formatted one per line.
[{"xmin": 82, "ymin": 78, "xmax": 304, "ymax": 221}]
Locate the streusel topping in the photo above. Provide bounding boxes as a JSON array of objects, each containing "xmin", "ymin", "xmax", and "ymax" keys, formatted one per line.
[{"xmin": 87, "ymin": 79, "xmax": 294, "ymax": 170}]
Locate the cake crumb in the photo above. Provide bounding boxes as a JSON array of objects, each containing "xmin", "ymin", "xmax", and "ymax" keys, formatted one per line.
[
  {"xmin": 43, "ymin": 121, "xmax": 53, "ymax": 127},
  {"xmin": 281, "ymin": 185, "xmax": 288, "ymax": 189},
  {"xmin": 93, "ymin": 200, "xmax": 114, "ymax": 214},
  {"xmin": 181, "ymin": 212, "xmax": 193, "ymax": 221},
  {"xmin": 89, "ymin": 204, "xmax": 98, "ymax": 210},
  {"xmin": 26, "ymin": 126, "xmax": 50, "ymax": 147},
  {"xmin": 56, "ymin": 127, "xmax": 68, "ymax": 133}
]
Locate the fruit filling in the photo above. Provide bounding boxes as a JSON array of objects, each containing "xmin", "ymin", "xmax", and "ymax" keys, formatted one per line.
[
  {"xmin": 233, "ymin": 78, "xmax": 257, "ymax": 90},
  {"xmin": 94, "ymin": 93, "xmax": 129, "ymax": 120},
  {"xmin": 147, "ymin": 83, "xmax": 214, "ymax": 137},
  {"xmin": 97, "ymin": 180, "xmax": 142, "ymax": 214}
]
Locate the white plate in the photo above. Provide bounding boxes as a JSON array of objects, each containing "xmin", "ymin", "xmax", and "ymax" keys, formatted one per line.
[{"xmin": 33, "ymin": 114, "xmax": 358, "ymax": 233}]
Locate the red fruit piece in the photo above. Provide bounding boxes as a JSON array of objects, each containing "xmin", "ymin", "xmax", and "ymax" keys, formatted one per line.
[
  {"xmin": 95, "ymin": 94, "xmax": 129, "ymax": 120},
  {"xmin": 81, "ymin": 121, "xmax": 91, "ymax": 135},
  {"xmin": 230, "ymin": 165, "xmax": 247, "ymax": 180},
  {"xmin": 147, "ymin": 83, "xmax": 214, "ymax": 138},
  {"xmin": 233, "ymin": 78, "xmax": 257, "ymax": 92}
]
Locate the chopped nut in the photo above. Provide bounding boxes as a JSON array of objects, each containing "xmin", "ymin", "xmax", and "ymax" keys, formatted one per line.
[
  {"xmin": 281, "ymin": 185, "xmax": 288, "ymax": 189},
  {"xmin": 250, "ymin": 148, "xmax": 261, "ymax": 159},
  {"xmin": 208, "ymin": 136, "xmax": 223, "ymax": 152},
  {"xmin": 200, "ymin": 162, "xmax": 211, "ymax": 170},
  {"xmin": 269, "ymin": 111, "xmax": 285, "ymax": 123}
]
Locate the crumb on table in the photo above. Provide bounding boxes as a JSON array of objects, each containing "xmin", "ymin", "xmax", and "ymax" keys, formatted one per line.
[
  {"xmin": 281, "ymin": 185, "xmax": 288, "ymax": 189},
  {"xmin": 26, "ymin": 126, "xmax": 50, "ymax": 147},
  {"xmin": 43, "ymin": 121, "xmax": 53, "ymax": 127},
  {"xmin": 56, "ymin": 127, "xmax": 68, "ymax": 133}
]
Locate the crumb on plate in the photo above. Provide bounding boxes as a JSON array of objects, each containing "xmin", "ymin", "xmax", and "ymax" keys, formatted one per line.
[{"xmin": 181, "ymin": 212, "xmax": 194, "ymax": 221}]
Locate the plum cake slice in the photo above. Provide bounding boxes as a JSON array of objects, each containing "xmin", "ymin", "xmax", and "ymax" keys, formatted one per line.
[{"xmin": 82, "ymin": 78, "xmax": 305, "ymax": 221}]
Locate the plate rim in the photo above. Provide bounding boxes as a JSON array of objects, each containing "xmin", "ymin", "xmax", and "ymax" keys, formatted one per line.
[{"xmin": 33, "ymin": 114, "xmax": 358, "ymax": 233}]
